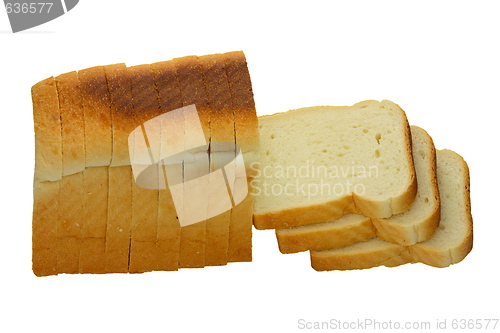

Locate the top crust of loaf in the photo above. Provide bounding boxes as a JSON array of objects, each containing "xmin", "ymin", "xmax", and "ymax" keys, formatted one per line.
[
  {"xmin": 33, "ymin": 52, "xmax": 257, "ymax": 180},
  {"xmin": 253, "ymin": 100, "xmax": 417, "ymax": 229}
]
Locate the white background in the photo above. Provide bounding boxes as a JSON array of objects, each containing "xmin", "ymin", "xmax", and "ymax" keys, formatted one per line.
[{"xmin": 1, "ymin": 1, "xmax": 499, "ymax": 332}]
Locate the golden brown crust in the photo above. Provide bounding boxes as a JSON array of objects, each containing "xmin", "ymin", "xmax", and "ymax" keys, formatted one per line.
[{"xmin": 32, "ymin": 77, "xmax": 62, "ymax": 181}]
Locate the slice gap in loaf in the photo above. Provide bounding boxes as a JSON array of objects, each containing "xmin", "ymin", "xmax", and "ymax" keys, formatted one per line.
[
  {"xmin": 254, "ymin": 100, "xmax": 417, "ymax": 230},
  {"xmin": 310, "ymin": 148, "xmax": 472, "ymax": 271}
]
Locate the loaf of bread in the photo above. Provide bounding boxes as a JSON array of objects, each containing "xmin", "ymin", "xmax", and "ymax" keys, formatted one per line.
[
  {"xmin": 310, "ymin": 149, "xmax": 473, "ymax": 270},
  {"xmin": 275, "ymin": 125, "xmax": 440, "ymax": 253},
  {"xmin": 32, "ymin": 51, "xmax": 258, "ymax": 276},
  {"xmin": 254, "ymin": 100, "xmax": 417, "ymax": 230}
]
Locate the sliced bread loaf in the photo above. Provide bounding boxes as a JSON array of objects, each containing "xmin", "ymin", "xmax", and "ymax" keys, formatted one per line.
[
  {"xmin": 275, "ymin": 125, "xmax": 440, "ymax": 253},
  {"xmin": 254, "ymin": 100, "xmax": 417, "ymax": 230},
  {"xmin": 310, "ymin": 148, "xmax": 472, "ymax": 270}
]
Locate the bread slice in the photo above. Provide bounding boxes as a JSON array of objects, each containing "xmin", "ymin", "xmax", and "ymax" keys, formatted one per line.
[
  {"xmin": 103, "ymin": 63, "xmax": 134, "ymax": 273},
  {"xmin": 254, "ymin": 100, "xmax": 417, "ymax": 230},
  {"xmin": 276, "ymin": 125, "xmax": 439, "ymax": 253},
  {"xmin": 173, "ymin": 55, "xmax": 210, "ymax": 268},
  {"xmin": 150, "ymin": 60, "xmax": 183, "ymax": 271},
  {"xmin": 310, "ymin": 148, "xmax": 472, "ymax": 270},
  {"xmin": 54, "ymin": 71, "xmax": 85, "ymax": 274},
  {"xmin": 224, "ymin": 51, "xmax": 258, "ymax": 262},
  {"xmin": 199, "ymin": 53, "xmax": 235, "ymax": 266},
  {"xmin": 127, "ymin": 64, "xmax": 163, "ymax": 273}
]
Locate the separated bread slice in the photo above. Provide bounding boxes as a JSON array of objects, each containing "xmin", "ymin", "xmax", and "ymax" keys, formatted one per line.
[
  {"xmin": 223, "ymin": 51, "xmax": 258, "ymax": 262},
  {"xmin": 310, "ymin": 148, "xmax": 472, "ymax": 270},
  {"xmin": 254, "ymin": 100, "xmax": 417, "ymax": 230},
  {"xmin": 199, "ymin": 53, "xmax": 235, "ymax": 266},
  {"xmin": 276, "ymin": 125, "xmax": 439, "ymax": 253}
]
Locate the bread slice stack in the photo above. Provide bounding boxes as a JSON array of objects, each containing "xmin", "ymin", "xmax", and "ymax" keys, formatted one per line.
[
  {"xmin": 254, "ymin": 100, "xmax": 472, "ymax": 270},
  {"xmin": 32, "ymin": 51, "xmax": 258, "ymax": 276}
]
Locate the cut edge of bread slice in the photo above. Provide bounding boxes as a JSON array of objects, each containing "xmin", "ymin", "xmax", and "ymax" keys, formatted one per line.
[
  {"xmin": 310, "ymin": 148, "xmax": 472, "ymax": 271},
  {"xmin": 253, "ymin": 100, "xmax": 417, "ymax": 230}
]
